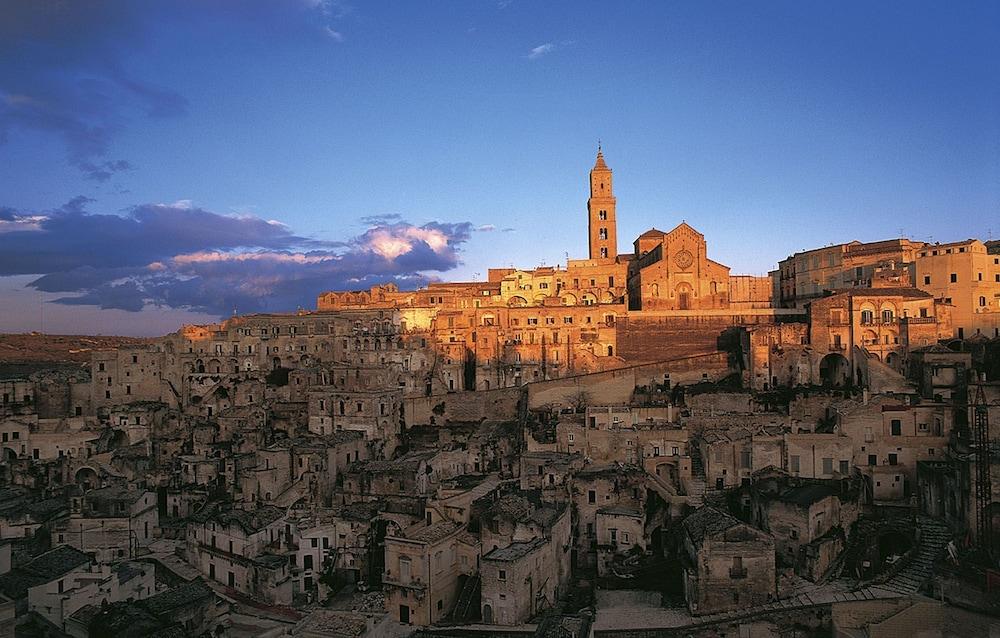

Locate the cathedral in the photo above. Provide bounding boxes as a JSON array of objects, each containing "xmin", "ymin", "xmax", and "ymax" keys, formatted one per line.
[
  {"xmin": 583, "ymin": 148, "xmax": 770, "ymax": 312},
  {"xmin": 318, "ymin": 149, "xmax": 773, "ymax": 314}
]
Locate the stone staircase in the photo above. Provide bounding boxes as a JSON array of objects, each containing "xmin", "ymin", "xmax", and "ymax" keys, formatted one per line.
[
  {"xmin": 449, "ymin": 572, "xmax": 481, "ymax": 624},
  {"xmin": 879, "ymin": 516, "xmax": 951, "ymax": 595},
  {"xmin": 273, "ymin": 477, "xmax": 310, "ymax": 508},
  {"xmin": 685, "ymin": 448, "xmax": 707, "ymax": 507}
]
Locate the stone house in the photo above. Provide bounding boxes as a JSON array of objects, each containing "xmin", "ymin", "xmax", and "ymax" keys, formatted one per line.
[
  {"xmin": 680, "ymin": 506, "xmax": 776, "ymax": 615},
  {"xmin": 184, "ymin": 503, "xmax": 292, "ymax": 604},
  {"xmin": 754, "ymin": 482, "xmax": 859, "ymax": 581},
  {"xmin": 481, "ymin": 537, "xmax": 553, "ymax": 625},
  {"xmin": 572, "ymin": 464, "xmax": 648, "ymax": 571},
  {"xmin": 53, "ymin": 487, "xmax": 158, "ymax": 564},
  {"xmin": 382, "ymin": 521, "xmax": 475, "ymax": 626},
  {"xmin": 595, "ymin": 506, "xmax": 646, "ymax": 577}
]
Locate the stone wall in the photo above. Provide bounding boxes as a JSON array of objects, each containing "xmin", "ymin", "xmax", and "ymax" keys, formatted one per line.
[
  {"xmin": 403, "ymin": 387, "xmax": 522, "ymax": 426},
  {"xmin": 617, "ymin": 311, "xmax": 803, "ymax": 365},
  {"xmin": 527, "ymin": 353, "xmax": 730, "ymax": 410}
]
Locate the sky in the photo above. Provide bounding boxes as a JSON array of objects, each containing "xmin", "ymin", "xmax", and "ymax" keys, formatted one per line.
[{"xmin": 0, "ymin": 1, "xmax": 997, "ymax": 336}]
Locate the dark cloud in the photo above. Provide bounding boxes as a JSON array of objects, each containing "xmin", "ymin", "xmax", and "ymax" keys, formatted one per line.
[
  {"xmin": 0, "ymin": 198, "xmax": 473, "ymax": 316},
  {"xmin": 0, "ymin": 1, "xmax": 187, "ymax": 180},
  {"xmin": 0, "ymin": 1, "xmax": 344, "ymax": 181}
]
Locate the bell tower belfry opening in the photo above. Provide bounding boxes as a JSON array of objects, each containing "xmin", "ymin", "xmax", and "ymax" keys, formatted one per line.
[{"xmin": 588, "ymin": 145, "xmax": 618, "ymax": 262}]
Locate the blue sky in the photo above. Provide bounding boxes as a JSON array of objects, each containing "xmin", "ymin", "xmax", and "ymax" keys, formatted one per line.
[{"xmin": 0, "ymin": 1, "xmax": 997, "ymax": 335}]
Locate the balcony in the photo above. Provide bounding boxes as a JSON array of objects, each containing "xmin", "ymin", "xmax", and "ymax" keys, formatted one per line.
[
  {"xmin": 382, "ymin": 574, "xmax": 425, "ymax": 590},
  {"xmin": 829, "ymin": 343, "xmax": 846, "ymax": 351}
]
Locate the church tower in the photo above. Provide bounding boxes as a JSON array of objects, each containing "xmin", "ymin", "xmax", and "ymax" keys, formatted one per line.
[{"xmin": 588, "ymin": 146, "xmax": 618, "ymax": 262}]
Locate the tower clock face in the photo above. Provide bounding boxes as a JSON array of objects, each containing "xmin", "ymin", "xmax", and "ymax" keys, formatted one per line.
[{"xmin": 674, "ymin": 250, "xmax": 694, "ymax": 269}]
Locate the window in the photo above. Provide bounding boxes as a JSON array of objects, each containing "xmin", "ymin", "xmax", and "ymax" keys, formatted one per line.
[
  {"xmin": 840, "ymin": 460, "xmax": 850, "ymax": 474},
  {"xmin": 600, "ymin": 247, "xmax": 608, "ymax": 258},
  {"xmin": 598, "ymin": 228, "xmax": 608, "ymax": 240},
  {"xmin": 890, "ymin": 419, "xmax": 901, "ymax": 436},
  {"xmin": 740, "ymin": 449, "xmax": 751, "ymax": 469},
  {"xmin": 860, "ymin": 309, "xmax": 874, "ymax": 324},
  {"xmin": 790, "ymin": 455, "xmax": 800, "ymax": 473},
  {"xmin": 868, "ymin": 454, "xmax": 877, "ymax": 466},
  {"xmin": 980, "ymin": 296, "xmax": 987, "ymax": 307},
  {"xmin": 730, "ymin": 556, "xmax": 746, "ymax": 578},
  {"xmin": 881, "ymin": 309, "xmax": 894, "ymax": 323},
  {"xmin": 888, "ymin": 453, "xmax": 898, "ymax": 465},
  {"xmin": 950, "ymin": 273, "xmax": 957, "ymax": 283},
  {"xmin": 598, "ymin": 210, "xmax": 607, "ymax": 220},
  {"xmin": 588, "ymin": 490, "xmax": 596, "ymax": 504},
  {"xmin": 822, "ymin": 458, "xmax": 833, "ymax": 474},
  {"xmin": 498, "ymin": 569, "xmax": 506, "ymax": 582},
  {"xmin": 399, "ymin": 557, "xmax": 411, "ymax": 581},
  {"xmin": 923, "ymin": 275, "xmax": 931, "ymax": 285}
]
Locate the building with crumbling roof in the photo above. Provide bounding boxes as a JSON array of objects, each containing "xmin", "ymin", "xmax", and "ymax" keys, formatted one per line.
[{"xmin": 680, "ymin": 505, "xmax": 776, "ymax": 615}]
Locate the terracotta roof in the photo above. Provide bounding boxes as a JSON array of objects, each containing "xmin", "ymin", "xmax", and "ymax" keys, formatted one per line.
[
  {"xmin": 638, "ymin": 228, "xmax": 666, "ymax": 239},
  {"xmin": 592, "ymin": 150, "xmax": 609, "ymax": 170}
]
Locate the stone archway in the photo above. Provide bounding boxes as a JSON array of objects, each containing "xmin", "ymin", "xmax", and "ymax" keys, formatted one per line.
[
  {"xmin": 675, "ymin": 283, "xmax": 693, "ymax": 310},
  {"xmin": 75, "ymin": 466, "xmax": 99, "ymax": 492},
  {"xmin": 819, "ymin": 352, "xmax": 851, "ymax": 388},
  {"xmin": 885, "ymin": 352, "xmax": 901, "ymax": 370},
  {"xmin": 482, "ymin": 603, "xmax": 493, "ymax": 624}
]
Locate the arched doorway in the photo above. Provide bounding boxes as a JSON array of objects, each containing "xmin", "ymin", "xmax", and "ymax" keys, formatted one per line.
[
  {"xmin": 482, "ymin": 603, "xmax": 493, "ymax": 624},
  {"xmin": 675, "ymin": 283, "xmax": 693, "ymax": 310},
  {"xmin": 1, "ymin": 447, "xmax": 16, "ymax": 462},
  {"xmin": 76, "ymin": 466, "xmax": 98, "ymax": 492},
  {"xmin": 885, "ymin": 352, "xmax": 900, "ymax": 370},
  {"xmin": 819, "ymin": 353, "xmax": 851, "ymax": 388}
]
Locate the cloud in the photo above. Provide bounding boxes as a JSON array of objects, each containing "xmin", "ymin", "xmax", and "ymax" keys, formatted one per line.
[
  {"xmin": 0, "ymin": 2, "xmax": 185, "ymax": 181},
  {"xmin": 0, "ymin": 198, "xmax": 473, "ymax": 316},
  {"xmin": 0, "ymin": 1, "xmax": 345, "ymax": 181},
  {"xmin": 476, "ymin": 224, "xmax": 497, "ymax": 232},
  {"xmin": 527, "ymin": 43, "xmax": 556, "ymax": 59}
]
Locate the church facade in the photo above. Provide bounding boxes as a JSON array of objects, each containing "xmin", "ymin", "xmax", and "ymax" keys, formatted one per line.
[{"xmin": 319, "ymin": 149, "xmax": 772, "ymax": 314}]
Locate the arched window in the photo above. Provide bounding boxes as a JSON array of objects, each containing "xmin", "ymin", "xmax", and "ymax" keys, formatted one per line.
[
  {"xmin": 860, "ymin": 310, "xmax": 874, "ymax": 324},
  {"xmin": 881, "ymin": 309, "xmax": 894, "ymax": 323},
  {"xmin": 710, "ymin": 281, "xmax": 718, "ymax": 295}
]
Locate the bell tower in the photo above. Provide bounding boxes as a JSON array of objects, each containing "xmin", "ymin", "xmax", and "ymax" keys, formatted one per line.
[{"xmin": 588, "ymin": 145, "xmax": 617, "ymax": 262}]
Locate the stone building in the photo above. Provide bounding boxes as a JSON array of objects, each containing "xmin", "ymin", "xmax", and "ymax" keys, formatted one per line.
[
  {"xmin": 52, "ymin": 487, "xmax": 158, "ymax": 564},
  {"xmin": 382, "ymin": 521, "xmax": 477, "ymax": 626},
  {"xmin": 914, "ymin": 239, "xmax": 1000, "ymax": 339},
  {"xmin": 572, "ymin": 464, "xmax": 649, "ymax": 571},
  {"xmin": 753, "ymin": 482, "xmax": 859, "ymax": 581},
  {"xmin": 184, "ymin": 503, "xmax": 292, "ymax": 604},
  {"xmin": 628, "ymin": 223, "xmax": 734, "ymax": 311},
  {"xmin": 680, "ymin": 506, "xmax": 776, "ymax": 615}
]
